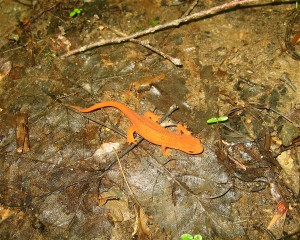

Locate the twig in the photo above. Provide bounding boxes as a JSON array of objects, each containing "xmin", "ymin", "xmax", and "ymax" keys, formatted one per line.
[
  {"xmin": 60, "ymin": 0, "xmax": 261, "ymax": 58},
  {"xmin": 202, "ymin": 184, "xmax": 233, "ymax": 199},
  {"xmin": 109, "ymin": 27, "xmax": 182, "ymax": 66},
  {"xmin": 254, "ymin": 225, "xmax": 277, "ymax": 240},
  {"xmin": 115, "ymin": 150, "xmax": 141, "ymax": 208},
  {"xmin": 66, "ymin": 185, "xmax": 91, "ymax": 231},
  {"xmin": 279, "ymin": 72, "xmax": 297, "ymax": 92},
  {"xmin": 104, "ymin": 2, "xmax": 202, "ymax": 65},
  {"xmin": 182, "ymin": 0, "xmax": 199, "ymax": 17},
  {"xmin": 250, "ymin": 103, "xmax": 300, "ymax": 128}
]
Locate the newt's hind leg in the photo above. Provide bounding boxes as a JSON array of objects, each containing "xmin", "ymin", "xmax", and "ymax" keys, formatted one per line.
[
  {"xmin": 162, "ymin": 146, "xmax": 172, "ymax": 156},
  {"xmin": 177, "ymin": 124, "xmax": 191, "ymax": 135},
  {"xmin": 143, "ymin": 111, "xmax": 161, "ymax": 122},
  {"xmin": 127, "ymin": 125, "xmax": 138, "ymax": 144}
]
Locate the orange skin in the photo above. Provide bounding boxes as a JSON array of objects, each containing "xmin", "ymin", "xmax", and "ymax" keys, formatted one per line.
[{"xmin": 69, "ymin": 101, "xmax": 203, "ymax": 156}]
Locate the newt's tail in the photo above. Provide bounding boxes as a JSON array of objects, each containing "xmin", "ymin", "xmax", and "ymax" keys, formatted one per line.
[{"xmin": 67, "ymin": 101, "xmax": 134, "ymax": 115}]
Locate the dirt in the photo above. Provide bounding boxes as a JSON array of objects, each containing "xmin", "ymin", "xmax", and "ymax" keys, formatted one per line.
[{"xmin": 0, "ymin": 0, "xmax": 300, "ymax": 239}]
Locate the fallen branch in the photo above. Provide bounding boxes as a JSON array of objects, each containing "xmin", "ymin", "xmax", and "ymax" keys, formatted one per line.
[
  {"xmin": 96, "ymin": 1, "xmax": 202, "ymax": 66},
  {"xmin": 60, "ymin": 0, "xmax": 263, "ymax": 58}
]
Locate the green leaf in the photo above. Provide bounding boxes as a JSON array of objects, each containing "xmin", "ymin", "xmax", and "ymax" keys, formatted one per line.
[
  {"xmin": 70, "ymin": 8, "xmax": 82, "ymax": 17},
  {"xmin": 217, "ymin": 116, "xmax": 228, "ymax": 122},
  {"xmin": 180, "ymin": 234, "xmax": 194, "ymax": 240},
  {"xmin": 70, "ymin": 11, "xmax": 76, "ymax": 17},
  {"xmin": 194, "ymin": 235, "xmax": 203, "ymax": 240},
  {"xmin": 207, "ymin": 117, "xmax": 218, "ymax": 124},
  {"xmin": 207, "ymin": 116, "xmax": 228, "ymax": 124}
]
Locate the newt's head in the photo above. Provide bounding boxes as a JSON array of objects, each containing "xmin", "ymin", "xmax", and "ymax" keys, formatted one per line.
[{"xmin": 177, "ymin": 135, "xmax": 204, "ymax": 155}]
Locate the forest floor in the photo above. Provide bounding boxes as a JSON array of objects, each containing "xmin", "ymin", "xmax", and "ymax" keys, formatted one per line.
[{"xmin": 0, "ymin": 0, "xmax": 300, "ymax": 239}]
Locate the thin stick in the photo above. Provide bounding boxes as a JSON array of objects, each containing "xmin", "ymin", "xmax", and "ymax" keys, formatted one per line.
[
  {"xmin": 102, "ymin": 0, "xmax": 201, "ymax": 66},
  {"xmin": 182, "ymin": 0, "xmax": 199, "ymax": 17},
  {"xmin": 109, "ymin": 27, "xmax": 182, "ymax": 66},
  {"xmin": 60, "ymin": 0, "xmax": 261, "ymax": 58},
  {"xmin": 115, "ymin": 150, "xmax": 141, "ymax": 208}
]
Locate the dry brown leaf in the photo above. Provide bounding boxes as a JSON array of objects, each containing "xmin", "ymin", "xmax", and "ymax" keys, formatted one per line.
[
  {"xmin": 16, "ymin": 113, "xmax": 30, "ymax": 153},
  {"xmin": 132, "ymin": 206, "xmax": 151, "ymax": 240},
  {"xmin": 98, "ymin": 188, "xmax": 131, "ymax": 222},
  {"xmin": 0, "ymin": 59, "xmax": 12, "ymax": 80},
  {"xmin": 0, "ymin": 205, "xmax": 21, "ymax": 223}
]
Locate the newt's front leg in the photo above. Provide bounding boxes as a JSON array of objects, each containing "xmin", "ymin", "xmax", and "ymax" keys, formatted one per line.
[
  {"xmin": 143, "ymin": 111, "xmax": 161, "ymax": 122},
  {"xmin": 177, "ymin": 124, "xmax": 191, "ymax": 135},
  {"xmin": 127, "ymin": 125, "xmax": 138, "ymax": 144}
]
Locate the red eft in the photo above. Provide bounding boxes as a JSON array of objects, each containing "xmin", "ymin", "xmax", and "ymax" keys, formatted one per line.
[{"xmin": 69, "ymin": 101, "xmax": 203, "ymax": 155}]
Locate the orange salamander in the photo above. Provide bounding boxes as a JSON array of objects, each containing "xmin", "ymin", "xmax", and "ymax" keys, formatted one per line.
[{"xmin": 69, "ymin": 101, "xmax": 203, "ymax": 155}]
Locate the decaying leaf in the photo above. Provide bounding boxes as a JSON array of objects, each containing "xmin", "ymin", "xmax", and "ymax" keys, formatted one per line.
[
  {"xmin": 0, "ymin": 59, "xmax": 12, "ymax": 94},
  {"xmin": 16, "ymin": 113, "xmax": 30, "ymax": 153},
  {"xmin": 267, "ymin": 201, "xmax": 288, "ymax": 238},
  {"xmin": 132, "ymin": 206, "xmax": 151, "ymax": 240},
  {"xmin": 0, "ymin": 205, "xmax": 21, "ymax": 223},
  {"xmin": 0, "ymin": 59, "xmax": 12, "ymax": 80},
  {"xmin": 98, "ymin": 187, "xmax": 131, "ymax": 222}
]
